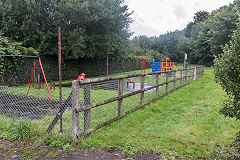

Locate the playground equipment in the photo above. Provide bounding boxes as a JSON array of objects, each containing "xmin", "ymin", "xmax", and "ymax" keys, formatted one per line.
[
  {"xmin": 27, "ymin": 56, "xmax": 52, "ymax": 99},
  {"xmin": 0, "ymin": 55, "xmax": 52, "ymax": 99},
  {"xmin": 152, "ymin": 58, "xmax": 177, "ymax": 76},
  {"xmin": 77, "ymin": 73, "xmax": 87, "ymax": 81},
  {"xmin": 125, "ymin": 72, "xmax": 137, "ymax": 89},
  {"xmin": 141, "ymin": 59, "xmax": 146, "ymax": 73}
]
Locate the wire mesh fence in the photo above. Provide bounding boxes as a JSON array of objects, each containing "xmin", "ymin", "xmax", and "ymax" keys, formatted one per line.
[
  {"xmin": 0, "ymin": 86, "xmax": 73, "ymax": 136},
  {"xmin": 0, "ymin": 66, "xmax": 204, "ymax": 140},
  {"xmin": 72, "ymin": 66, "xmax": 205, "ymax": 140}
]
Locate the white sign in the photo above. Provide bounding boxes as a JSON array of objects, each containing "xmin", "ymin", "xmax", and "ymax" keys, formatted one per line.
[{"xmin": 185, "ymin": 53, "xmax": 187, "ymax": 60}]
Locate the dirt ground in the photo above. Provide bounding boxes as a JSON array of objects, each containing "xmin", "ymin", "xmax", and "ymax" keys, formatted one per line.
[{"xmin": 0, "ymin": 139, "xmax": 162, "ymax": 160}]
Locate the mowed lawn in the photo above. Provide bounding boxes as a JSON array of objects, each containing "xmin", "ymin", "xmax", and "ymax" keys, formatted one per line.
[{"xmin": 80, "ymin": 67, "xmax": 239, "ymax": 159}]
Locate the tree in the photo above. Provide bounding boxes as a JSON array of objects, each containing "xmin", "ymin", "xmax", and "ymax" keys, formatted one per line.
[
  {"xmin": 214, "ymin": 22, "xmax": 240, "ymax": 149},
  {"xmin": 0, "ymin": 0, "xmax": 132, "ymax": 59},
  {"xmin": 185, "ymin": 2, "xmax": 238, "ymax": 66},
  {"xmin": 193, "ymin": 11, "xmax": 209, "ymax": 23}
]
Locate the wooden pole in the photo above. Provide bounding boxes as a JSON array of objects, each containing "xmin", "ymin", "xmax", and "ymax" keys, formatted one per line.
[
  {"xmin": 140, "ymin": 75, "xmax": 145, "ymax": 106},
  {"xmin": 72, "ymin": 80, "xmax": 79, "ymax": 142},
  {"xmin": 180, "ymin": 70, "xmax": 182, "ymax": 86},
  {"xmin": 118, "ymin": 79, "xmax": 123, "ymax": 116},
  {"xmin": 58, "ymin": 27, "xmax": 63, "ymax": 133},
  {"xmin": 156, "ymin": 73, "xmax": 159, "ymax": 98},
  {"xmin": 173, "ymin": 70, "xmax": 176, "ymax": 90},
  {"xmin": 166, "ymin": 73, "xmax": 168, "ymax": 93}
]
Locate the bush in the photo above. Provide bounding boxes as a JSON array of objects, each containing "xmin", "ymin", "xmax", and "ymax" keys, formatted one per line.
[{"xmin": 214, "ymin": 22, "xmax": 240, "ymax": 150}]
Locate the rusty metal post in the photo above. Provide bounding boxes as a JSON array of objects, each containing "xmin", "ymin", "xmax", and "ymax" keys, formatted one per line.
[{"xmin": 58, "ymin": 27, "xmax": 63, "ymax": 132}]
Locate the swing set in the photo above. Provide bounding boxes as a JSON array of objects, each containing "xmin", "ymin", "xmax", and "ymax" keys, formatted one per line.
[{"xmin": 0, "ymin": 55, "xmax": 52, "ymax": 100}]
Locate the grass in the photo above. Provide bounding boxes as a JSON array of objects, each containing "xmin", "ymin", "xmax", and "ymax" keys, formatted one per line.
[
  {"xmin": 79, "ymin": 67, "xmax": 239, "ymax": 159},
  {"xmin": 0, "ymin": 67, "xmax": 238, "ymax": 159}
]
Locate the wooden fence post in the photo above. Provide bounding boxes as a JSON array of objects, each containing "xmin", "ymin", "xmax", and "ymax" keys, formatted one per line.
[
  {"xmin": 83, "ymin": 84, "xmax": 91, "ymax": 135},
  {"xmin": 188, "ymin": 69, "xmax": 190, "ymax": 84},
  {"xmin": 197, "ymin": 67, "xmax": 199, "ymax": 79},
  {"xmin": 203, "ymin": 66, "xmax": 204, "ymax": 76},
  {"xmin": 173, "ymin": 70, "xmax": 176, "ymax": 90},
  {"xmin": 140, "ymin": 75, "xmax": 145, "ymax": 106},
  {"xmin": 180, "ymin": 70, "xmax": 182, "ymax": 86},
  {"xmin": 72, "ymin": 80, "xmax": 79, "ymax": 142},
  {"xmin": 156, "ymin": 73, "xmax": 159, "ymax": 98},
  {"xmin": 166, "ymin": 72, "xmax": 168, "ymax": 93},
  {"xmin": 118, "ymin": 79, "xmax": 123, "ymax": 116}
]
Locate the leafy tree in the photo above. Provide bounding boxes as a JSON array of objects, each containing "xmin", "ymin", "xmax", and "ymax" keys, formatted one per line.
[
  {"xmin": 193, "ymin": 11, "xmax": 209, "ymax": 23},
  {"xmin": 185, "ymin": 2, "xmax": 238, "ymax": 65},
  {"xmin": 214, "ymin": 21, "xmax": 240, "ymax": 149},
  {"xmin": 0, "ymin": 0, "xmax": 132, "ymax": 59}
]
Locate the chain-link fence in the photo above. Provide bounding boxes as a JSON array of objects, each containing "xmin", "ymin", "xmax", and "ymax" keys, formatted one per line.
[
  {"xmin": 0, "ymin": 85, "xmax": 73, "ymax": 136},
  {"xmin": 71, "ymin": 66, "xmax": 205, "ymax": 140},
  {"xmin": 0, "ymin": 66, "xmax": 204, "ymax": 140}
]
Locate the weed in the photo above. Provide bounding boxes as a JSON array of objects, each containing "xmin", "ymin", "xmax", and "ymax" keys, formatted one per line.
[{"xmin": 9, "ymin": 119, "xmax": 33, "ymax": 140}]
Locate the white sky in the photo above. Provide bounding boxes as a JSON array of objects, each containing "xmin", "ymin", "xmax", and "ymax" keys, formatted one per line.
[{"xmin": 124, "ymin": 0, "xmax": 235, "ymax": 37}]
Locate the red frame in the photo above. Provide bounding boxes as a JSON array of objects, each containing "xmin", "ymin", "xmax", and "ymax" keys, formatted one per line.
[
  {"xmin": 141, "ymin": 59, "xmax": 146, "ymax": 73},
  {"xmin": 26, "ymin": 58, "xmax": 52, "ymax": 100}
]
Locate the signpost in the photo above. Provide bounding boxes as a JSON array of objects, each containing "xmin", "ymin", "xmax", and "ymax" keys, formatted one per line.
[{"xmin": 184, "ymin": 53, "xmax": 187, "ymax": 69}]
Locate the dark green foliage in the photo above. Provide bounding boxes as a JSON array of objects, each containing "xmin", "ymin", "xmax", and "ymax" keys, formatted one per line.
[
  {"xmin": 193, "ymin": 11, "xmax": 209, "ymax": 23},
  {"xmin": 214, "ymin": 25, "xmax": 240, "ymax": 118},
  {"xmin": 129, "ymin": 2, "xmax": 238, "ymax": 65},
  {"xmin": 0, "ymin": 32, "xmax": 39, "ymax": 85},
  {"xmin": 131, "ymin": 31, "xmax": 188, "ymax": 62},
  {"xmin": 0, "ymin": 0, "xmax": 132, "ymax": 59},
  {"xmin": 185, "ymin": 3, "xmax": 238, "ymax": 66},
  {"xmin": 214, "ymin": 21, "xmax": 240, "ymax": 149}
]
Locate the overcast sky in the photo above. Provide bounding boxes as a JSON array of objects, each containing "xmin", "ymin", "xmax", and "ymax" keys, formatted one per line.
[{"xmin": 124, "ymin": 0, "xmax": 235, "ymax": 37}]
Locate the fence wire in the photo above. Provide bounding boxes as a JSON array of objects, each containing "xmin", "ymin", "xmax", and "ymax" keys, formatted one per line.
[
  {"xmin": 0, "ymin": 86, "xmax": 73, "ymax": 135},
  {"xmin": 73, "ymin": 66, "xmax": 204, "ymax": 137},
  {"xmin": 0, "ymin": 66, "xmax": 204, "ymax": 139}
]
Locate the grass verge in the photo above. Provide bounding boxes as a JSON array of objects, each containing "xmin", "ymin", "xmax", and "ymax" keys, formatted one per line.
[{"xmin": 80, "ymin": 67, "xmax": 239, "ymax": 159}]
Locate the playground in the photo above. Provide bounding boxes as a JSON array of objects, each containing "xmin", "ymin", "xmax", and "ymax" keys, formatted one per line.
[
  {"xmin": 0, "ymin": 53, "xmax": 203, "ymax": 138},
  {"xmin": 0, "ymin": 67, "xmax": 238, "ymax": 159},
  {"xmin": 0, "ymin": 54, "xmax": 238, "ymax": 159}
]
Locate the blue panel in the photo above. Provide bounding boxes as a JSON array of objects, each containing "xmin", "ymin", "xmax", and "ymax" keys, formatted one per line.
[{"xmin": 152, "ymin": 62, "xmax": 161, "ymax": 72}]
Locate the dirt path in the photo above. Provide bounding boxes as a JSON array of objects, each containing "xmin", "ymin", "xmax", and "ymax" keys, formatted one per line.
[{"xmin": 0, "ymin": 139, "xmax": 161, "ymax": 160}]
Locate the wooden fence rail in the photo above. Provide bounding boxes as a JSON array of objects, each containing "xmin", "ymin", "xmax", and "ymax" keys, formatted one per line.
[{"xmin": 72, "ymin": 65, "xmax": 204, "ymax": 141}]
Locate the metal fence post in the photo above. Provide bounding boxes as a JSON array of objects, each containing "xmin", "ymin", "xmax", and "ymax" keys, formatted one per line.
[
  {"xmin": 83, "ymin": 84, "xmax": 91, "ymax": 135},
  {"xmin": 118, "ymin": 79, "xmax": 123, "ymax": 116},
  {"xmin": 72, "ymin": 80, "xmax": 79, "ymax": 142},
  {"xmin": 140, "ymin": 75, "xmax": 145, "ymax": 106},
  {"xmin": 156, "ymin": 73, "xmax": 159, "ymax": 98}
]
